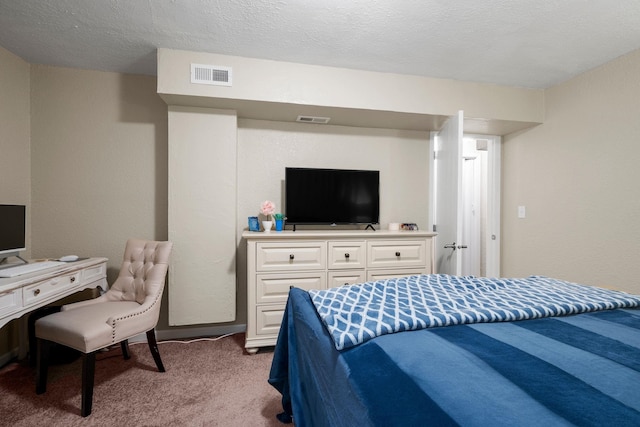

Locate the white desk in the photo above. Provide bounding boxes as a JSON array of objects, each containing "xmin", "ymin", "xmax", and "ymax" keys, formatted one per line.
[{"xmin": 0, "ymin": 257, "xmax": 108, "ymax": 330}]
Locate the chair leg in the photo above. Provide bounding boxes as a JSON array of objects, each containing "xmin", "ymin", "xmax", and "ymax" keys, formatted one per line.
[
  {"xmin": 35, "ymin": 338, "xmax": 50, "ymax": 394},
  {"xmin": 81, "ymin": 351, "xmax": 96, "ymax": 417},
  {"xmin": 121, "ymin": 340, "xmax": 131, "ymax": 360},
  {"xmin": 146, "ymin": 329, "xmax": 165, "ymax": 372}
]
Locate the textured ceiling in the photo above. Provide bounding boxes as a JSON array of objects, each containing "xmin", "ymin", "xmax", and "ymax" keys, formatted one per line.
[{"xmin": 1, "ymin": 0, "xmax": 640, "ymax": 89}]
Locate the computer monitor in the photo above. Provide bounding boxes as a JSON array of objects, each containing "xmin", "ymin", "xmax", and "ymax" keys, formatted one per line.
[{"xmin": 0, "ymin": 204, "xmax": 26, "ymax": 261}]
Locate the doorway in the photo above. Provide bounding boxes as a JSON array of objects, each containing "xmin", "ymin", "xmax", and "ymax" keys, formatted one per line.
[{"xmin": 430, "ymin": 128, "xmax": 501, "ymax": 277}]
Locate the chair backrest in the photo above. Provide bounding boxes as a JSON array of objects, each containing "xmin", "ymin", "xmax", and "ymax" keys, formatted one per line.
[{"xmin": 106, "ymin": 239, "xmax": 173, "ymax": 305}]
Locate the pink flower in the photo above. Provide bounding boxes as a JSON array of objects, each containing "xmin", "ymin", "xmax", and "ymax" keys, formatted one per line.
[{"xmin": 260, "ymin": 200, "xmax": 276, "ymax": 218}]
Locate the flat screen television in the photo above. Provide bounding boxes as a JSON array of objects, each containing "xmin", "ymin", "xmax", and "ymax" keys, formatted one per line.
[
  {"xmin": 285, "ymin": 167, "xmax": 380, "ymax": 226},
  {"xmin": 0, "ymin": 204, "xmax": 26, "ymax": 259}
]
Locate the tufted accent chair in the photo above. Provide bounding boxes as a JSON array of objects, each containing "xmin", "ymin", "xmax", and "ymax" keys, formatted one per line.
[{"xmin": 35, "ymin": 239, "xmax": 173, "ymax": 417}]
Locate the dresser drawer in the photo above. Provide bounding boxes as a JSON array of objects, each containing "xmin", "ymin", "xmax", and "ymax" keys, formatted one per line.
[
  {"xmin": 0, "ymin": 288, "xmax": 22, "ymax": 317},
  {"xmin": 328, "ymin": 270, "xmax": 366, "ymax": 288},
  {"xmin": 367, "ymin": 268, "xmax": 427, "ymax": 282},
  {"xmin": 256, "ymin": 241, "xmax": 326, "ymax": 272},
  {"xmin": 367, "ymin": 240, "xmax": 427, "ymax": 269},
  {"xmin": 23, "ymin": 272, "xmax": 80, "ymax": 307},
  {"xmin": 256, "ymin": 272, "xmax": 326, "ymax": 304},
  {"xmin": 328, "ymin": 241, "xmax": 366, "ymax": 270},
  {"xmin": 255, "ymin": 305, "xmax": 286, "ymax": 336}
]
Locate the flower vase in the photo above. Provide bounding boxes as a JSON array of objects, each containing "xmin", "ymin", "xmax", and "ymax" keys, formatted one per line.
[{"xmin": 262, "ymin": 220, "xmax": 273, "ymax": 232}]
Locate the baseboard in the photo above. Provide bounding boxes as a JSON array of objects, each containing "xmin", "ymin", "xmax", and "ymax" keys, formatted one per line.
[
  {"xmin": 0, "ymin": 327, "xmax": 249, "ymax": 363},
  {"xmin": 128, "ymin": 324, "xmax": 247, "ymax": 343},
  {"xmin": 0, "ymin": 347, "xmax": 19, "ymax": 368}
]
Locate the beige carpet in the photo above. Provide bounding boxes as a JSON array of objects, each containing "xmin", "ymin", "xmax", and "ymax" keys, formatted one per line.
[{"xmin": 0, "ymin": 333, "xmax": 285, "ymax": 426}]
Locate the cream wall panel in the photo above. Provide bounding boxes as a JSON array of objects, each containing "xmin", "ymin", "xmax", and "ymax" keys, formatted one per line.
[
  {"xmin": 502, "ymin": 48, "xmax": 640, "ymax": 294},
  {"xmin": 168, "ymin": 106, "xmax": 236, "ymax": 325}
]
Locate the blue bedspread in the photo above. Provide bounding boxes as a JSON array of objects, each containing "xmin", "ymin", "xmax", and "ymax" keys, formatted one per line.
[
  {"xmin": 309, "ymin": 274, "xmax": 640, "ymax": 349},
  {"xmin": 270, "ymin": 287, "xmax": 640, "ymax": 427}
]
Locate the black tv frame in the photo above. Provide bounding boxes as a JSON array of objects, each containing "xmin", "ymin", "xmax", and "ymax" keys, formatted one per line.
[{"xmin": 285, "ymin": 167, "xmax": 380, "ymax": 231}]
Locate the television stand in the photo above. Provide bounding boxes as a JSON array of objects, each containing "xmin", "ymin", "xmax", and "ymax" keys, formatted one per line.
[{"xmin": 242, "ymin": 229, "xmax": 436, "ymax": 353}]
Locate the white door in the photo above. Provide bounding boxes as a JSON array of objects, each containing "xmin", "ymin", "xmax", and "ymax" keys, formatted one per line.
[
  {"xmin": 431, "ymin": 128, "xmax": 502, "ymax": 277},
  {"xmin": 433, "ymin": 111, "xmax": 464, "ymax": 275},
  {"xmin": 460, "ymin": 141, "xmax": 483, "ymax": 276}
]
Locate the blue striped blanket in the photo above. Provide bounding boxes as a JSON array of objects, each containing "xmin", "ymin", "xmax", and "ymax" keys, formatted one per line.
[{"xmin": 309, "ymin": 274, "xmax": 640, "ymax": 350}]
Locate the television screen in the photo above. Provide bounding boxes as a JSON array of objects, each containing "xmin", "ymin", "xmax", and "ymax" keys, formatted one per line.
[
  {"xmin": 0, "ymin": 204, "xmax": 26, "ymax": 256},
  {"xmin": 285, "ymin": 167, "xmax": 379, "ymax": 225}
]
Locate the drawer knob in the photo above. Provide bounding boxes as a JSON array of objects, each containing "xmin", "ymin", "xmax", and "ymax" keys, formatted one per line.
[
  {"xmin": 34, "ymin": 289, "xmax": 41, "ymax": 296},
  {"xmin": 395, "ymin": 252, "xmax": 401, "ymax": 257},
  {"xmin": 70, "ymin": 276, "xmax": 76, "ymax": 283},
  {"xmin": 289, "ymin": 254, "xmax": 295, "ymax": 260},
  {"xmin": 344, "ymin": 253, "xmax": 350, "ymax": 258}
]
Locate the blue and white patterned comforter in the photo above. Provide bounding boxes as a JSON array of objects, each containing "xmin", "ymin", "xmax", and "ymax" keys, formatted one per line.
[{"xmin": 309, "ymin": 274, "xmax": 640, "ymax": 350}]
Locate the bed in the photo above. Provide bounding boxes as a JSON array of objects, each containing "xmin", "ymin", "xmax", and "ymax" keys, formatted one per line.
[{"xmin": 268, "ymin": 274, "xmax": 640, "ymax": 427}]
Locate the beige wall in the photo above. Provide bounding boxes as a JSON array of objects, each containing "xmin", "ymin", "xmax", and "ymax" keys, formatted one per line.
[
  {"xmin": 28, "ymin": 66, "xmax": 175, "ymax": 327},
  {"xmin": 0, "ymin": 47, "xmax": 31, "ymax": 221},
  {"xmin": 30, "ymin": 65, "xmax": 168, "ymax": 261},
  {"xmin": 502, "ymin": 48, "xmax": 640, "ymax": 293},
  {"xmin": 237, "ymin": 119, "xmax": 430, "ymax": 230},
  {"xmin": 235, "ymin": 119, "xmax": 431, "ymax": 323},
  {"xmin": 0, "ymin": 46, "xmax": 31, "ymax": 358}
]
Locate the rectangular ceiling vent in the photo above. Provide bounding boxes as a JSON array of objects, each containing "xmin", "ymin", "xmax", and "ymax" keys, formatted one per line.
[
  {"xmin": 190, "ymin": 64, "xmax": 232, "ymax": 86},
  {"xmin": 296, "ymin": 115, "xmax": 330, "ymax": 124}
]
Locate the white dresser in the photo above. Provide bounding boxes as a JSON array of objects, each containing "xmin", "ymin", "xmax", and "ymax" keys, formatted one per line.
[{"xmin": 243, "ymin": 230, "xmax": 436, "ymax": 353}]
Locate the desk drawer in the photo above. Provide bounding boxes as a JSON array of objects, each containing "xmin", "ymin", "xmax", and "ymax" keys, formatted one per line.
[
  {"xmin": 367, "ymin": 240, "xmax": 427, "ymax": 269},
  {"xmin": 82, "ymin": 262, "xmax": 106, "ymax": 284},
  {"xmin": 0, "ymin": 289, "xmax": 22, "ymax": 317},
  {"xmin": 23, "ymin": 272, "xmax": 80, "ymax": 307},
  {"xmin": 256, "ymin": 242, "xmax": 326, "ymax": 272}
]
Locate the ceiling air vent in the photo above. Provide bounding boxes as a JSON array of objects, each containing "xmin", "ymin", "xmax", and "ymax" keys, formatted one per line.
[
  {"xmin": 296, "ymin": 115, "xmax": 330, "ymax": 124},
  {"xmin": 190, "ymin": 64, "xmax": 232, "ymax": 86}
]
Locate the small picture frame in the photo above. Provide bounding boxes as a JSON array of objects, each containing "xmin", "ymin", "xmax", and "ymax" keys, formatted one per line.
[
  {"xmin": 248, "ymin": 216, "xmax": 260, "ymax": 232},
  {"xmin": 401, "ymin": 223, "xmax": 419, "ymax": 231}
]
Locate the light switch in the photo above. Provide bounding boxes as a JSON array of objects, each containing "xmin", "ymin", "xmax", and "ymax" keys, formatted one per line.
[{"xmin": 518, "ymin": 205, "xmax": 526, "ymax": 219}]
